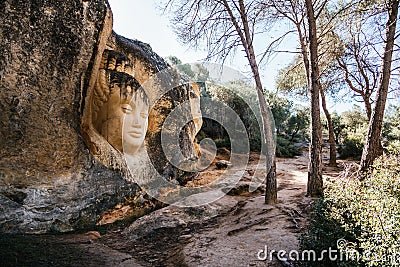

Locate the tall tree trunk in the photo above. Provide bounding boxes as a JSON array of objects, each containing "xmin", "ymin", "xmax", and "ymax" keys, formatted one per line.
[
  {"xmin": 256, "ymin": 86, "xmax": 277, "ymax": 204},
  {"xmin": 305, "ymin": 0, "xmax": 323, "ymax": 197},
  {"xmin": 320, "ymin": 88, "xmax": 337, "ymax": 167},
  {"xmin": 296, "ymin": 23, "xmax": 310, "ymax": 83},
  {"xmin": 265, "ymin": 160, "xmax": 277, "ymax": 204},
  {"xmin": 359, "ymin": 0, "xmax": 399, "ymax": 174},
  {"xmin": 253, "ymin": 52, "xmax": 277, "ymax": 205},
  {"xmin": 239, "ymin": 0, "xmax": 277, "ymax": 204},
  {"xmin": 223, "ymin": 0, "xmax": 277, "ymax": 203}
]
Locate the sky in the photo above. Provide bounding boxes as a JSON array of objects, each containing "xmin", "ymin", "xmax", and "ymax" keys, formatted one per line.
[
  {"xmin": 107, "ymin": 1, "xmax": 207, "ymax": 63},
  {"xmin": 107, "ymin": 0, "xmax": 299, "ymax": 92},
  {"xmin": 107, "ymin": 0, "xmax": 360, "ymax": 113}
]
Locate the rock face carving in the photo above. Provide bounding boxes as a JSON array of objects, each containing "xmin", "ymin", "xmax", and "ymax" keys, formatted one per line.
[
  {"xmin": 0, "ymin": 0, "xmax": 201, "ymax": 233},
  {"xmin": 92, "ymin": 49, "xmax": 149, "ymax": 156},
  {"xmin": 83, "ymin": 31, "xmax": 201, "ymax": 177}
]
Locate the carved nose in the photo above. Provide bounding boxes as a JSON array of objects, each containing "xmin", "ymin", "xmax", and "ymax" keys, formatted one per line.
[
  {"xmin": 131, "ymin": 114, "xmax": 141, "ymax": 127},
  {"xmin": 131, "ymin": 122, "xmax": 141, "ymax": 128}
]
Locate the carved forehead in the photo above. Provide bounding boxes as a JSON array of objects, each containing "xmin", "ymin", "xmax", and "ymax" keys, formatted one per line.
[
  {"xmin": 109, "ymin": 71, "xmax": 140, "ymax": 91},
  {"xmin": 93, "ymin": 65, "xmax": 148, "ymax": 122},
  {"xmin": 108, "ymin": 72, "xmax": 148, "ymax": 103}
]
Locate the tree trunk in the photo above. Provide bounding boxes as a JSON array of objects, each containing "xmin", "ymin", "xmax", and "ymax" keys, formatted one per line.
[
  {"xmin": 231, "ymin": 0, "xmax": 277, "ymax": 204},
  {"xmin": 359, "ymin": 0, "xmax": 399, "ymax": 174},
  {"xmin": 363, "ymin": 94, "xmax": 372, "ymax": 120},
  {"xmin": 296, "ymin": 22, "xmax": 310, "ymax": 83},
  {"xmin": 265, "ymin": 160, "xmax": 277, "ymax": 204},
  {"xmin": 305, "ymin": 0, "xmax": 323, "ymax": 197},
  {"xmin": 320, "ymin": 88, "xmax": 337, "ymax": 167},
  {"xmin": 253, "ymin": 62, "xmax": 277, "ymax": 205}
]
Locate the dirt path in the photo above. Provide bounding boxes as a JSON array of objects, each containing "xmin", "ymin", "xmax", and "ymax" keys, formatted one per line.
[
  {"xmin": 0, "ymin": 151, "xmax": 343, "ymax": 267},
  {"xmin": 99, "ymin": 152, "xmax": 336, "ymax": 266},
  {"xmin": 180, "ymin": 153, "xmax": 315, "ymax": 267}
]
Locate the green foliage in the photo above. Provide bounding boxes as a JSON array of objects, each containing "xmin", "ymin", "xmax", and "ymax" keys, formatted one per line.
[
  {"xmin": 275, "ymin": 136, "xmax": 303, "ymax": 158},
  {"xmin": 276, "ymin": 51, "xmax": 343, "ymax": 102},
  {"xmin": 267, "ymin": 94, "xmax": 309, "ymax": 157},
  {"xmin": 337, "ymin": 136, "xmax": 365, "ymax": 160},
  {"xmin": 203, "ymin": 81, "xmax": 262, "ymax": 151},
  {"xmin": 333, "ymin": 104, "xmax": 400, "ymax": 159},
  {"xmin": 383, "ymin": 104, "xmax": 400, "ymax": 154},
  {"xmin": 386, "ymin": 140, "xmax": 400, "ymax": 155},
  {"xmin": 167, "ymin": 55, "xmax": 195, "ymax": 78},
  {"xmin": 301, "ymin": 155, "xmax": 400, "ymax": 267},
  {"xmin": 334, "ymin": 106, "xmax": 369, "ymax": 159},
  {"xmin": 331, "ymin": 112, "xmax": 346, "ymax": 143},
  {"xmin": 264, "ymin": 93, "xmax": 309, "ymax": 144},
  {"xmin": 266, "ymin": 94, "xmax": 292, "ymax": 135},
  {"xmin": 301, "ymin": 198, "xmax": 358, "ymax": 267},
  {"xmin": 166, "ymin": 55, "xmax": 210, "ymax": 92},
  {"xmin": 203, "ymin": 81, "xmax": 308, "ymax": 157},
  {"xmin": 276, "ymin": 56, "xmax": 308, "ymax": 99},
  {"xmin": 340, "ymin": 107, "xmax": 368, "ymax": 133},
  {"xmin": 287, "ymin": 107, "xmax": 310, "ymax": 142},
  {"xmin": 213, "ymin": 138, "xmax": 231, "ymax": 148}
]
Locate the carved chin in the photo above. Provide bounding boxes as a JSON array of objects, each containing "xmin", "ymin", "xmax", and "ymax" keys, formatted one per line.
[{"xmin": 123, "ymin": 137, "xmax": 145, "ymax": 155}]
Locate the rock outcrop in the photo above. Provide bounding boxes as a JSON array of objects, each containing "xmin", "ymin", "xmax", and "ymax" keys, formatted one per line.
[{"xmin": 0, "ymin": 0, "xmax": 200, "ymax": 233}]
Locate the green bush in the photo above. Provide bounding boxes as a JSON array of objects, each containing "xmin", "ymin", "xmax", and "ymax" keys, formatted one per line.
[
  {"xmin": 204, "ymin": 81, "xmax": 264, "ymax": 152},
  {"xmin": 338, "ymin": 136, "xmax": 365, "ymax": 160},
  {"xmin": 386, "ymin": 140, "xmax": 400, "ymax": 155},
  {"xmin": 276, "ymin": 136, "xmax": 302, "ymax": 158},
  {"xmin": 301, "ymin": 155, "xmax": 400, "ymax": 267},
  {"xmin": 335, "ymin": 107, "xmax": 368, "ymax": 160},
  {"xmin": 213, "ymin": 137, "xmax": 231, "ymax": 148},
  {"xmin": 383, "ymin": 104, "xmax": 400, "ymax": 155},
  {"xmin": 203, "ymin": 81, "xmax": 308, "ymax": 157}
]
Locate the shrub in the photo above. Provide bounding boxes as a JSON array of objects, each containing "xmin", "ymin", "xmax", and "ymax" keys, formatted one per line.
[
  {"xmin": 276, "ymin": 136, "xmax": 302, "ymax": 158},
  {"xmin": 301, "ymin": 155, "xmax": 400, "ymax": 267},
  {"xmin": 336, "ymin": 107, "xmax": 368, "ymax": 160},
  {"xmin": 337, "ymin": 136, "xmax": 364, "ymax": 160},
  {"xmin": 203, "ymin": 81, "xmax": 308, "ymax": 157},
  {"xmin": 386, "ymin": 140, "xmax": 400, "ymax": 155}
]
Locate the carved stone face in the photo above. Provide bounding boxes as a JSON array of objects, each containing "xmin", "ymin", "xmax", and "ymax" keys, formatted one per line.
[
  {"xmin": 122, "ymin": 89, "xmax": 149, "ymax": 155},
  {"xmin": 92, "ymin": 47, "xmax": 150, "ymax": 156},
  {"xmin": 97, "ymin": 88, "xmax": 149, "ymax": 155}
]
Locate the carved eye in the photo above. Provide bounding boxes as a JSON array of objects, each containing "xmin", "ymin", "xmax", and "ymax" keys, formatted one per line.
[
  {"xmin": 121, "ymin": 104, "xmax": 133, "ymax": 113},
  {"xmin": 140, "ymin": 112, "xmax": 148, "ymax": 119}
]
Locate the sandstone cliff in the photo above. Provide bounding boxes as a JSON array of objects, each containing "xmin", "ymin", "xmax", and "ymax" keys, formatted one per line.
[{"xmin": 0, "ymin": 0, "xmax": 198, "ymax": 233}]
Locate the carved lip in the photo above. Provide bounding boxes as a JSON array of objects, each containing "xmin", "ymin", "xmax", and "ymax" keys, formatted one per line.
[{"xmin": 128, "ymin": 131, "xmax": 143, "ymax": 138}]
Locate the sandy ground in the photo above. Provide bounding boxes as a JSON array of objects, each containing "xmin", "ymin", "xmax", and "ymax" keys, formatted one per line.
[{"xmin": 0, "ymin": 148, "xmax": 344, "ymax": 267}]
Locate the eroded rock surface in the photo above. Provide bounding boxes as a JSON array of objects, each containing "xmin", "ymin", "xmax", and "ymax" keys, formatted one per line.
[
  {"xmin": 0, "ymin": 152, "xmax": 324, "ymax": 267},
  {"xmin": 0, "ymin": 0, "xmax": 199, "ymax": 233}
]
